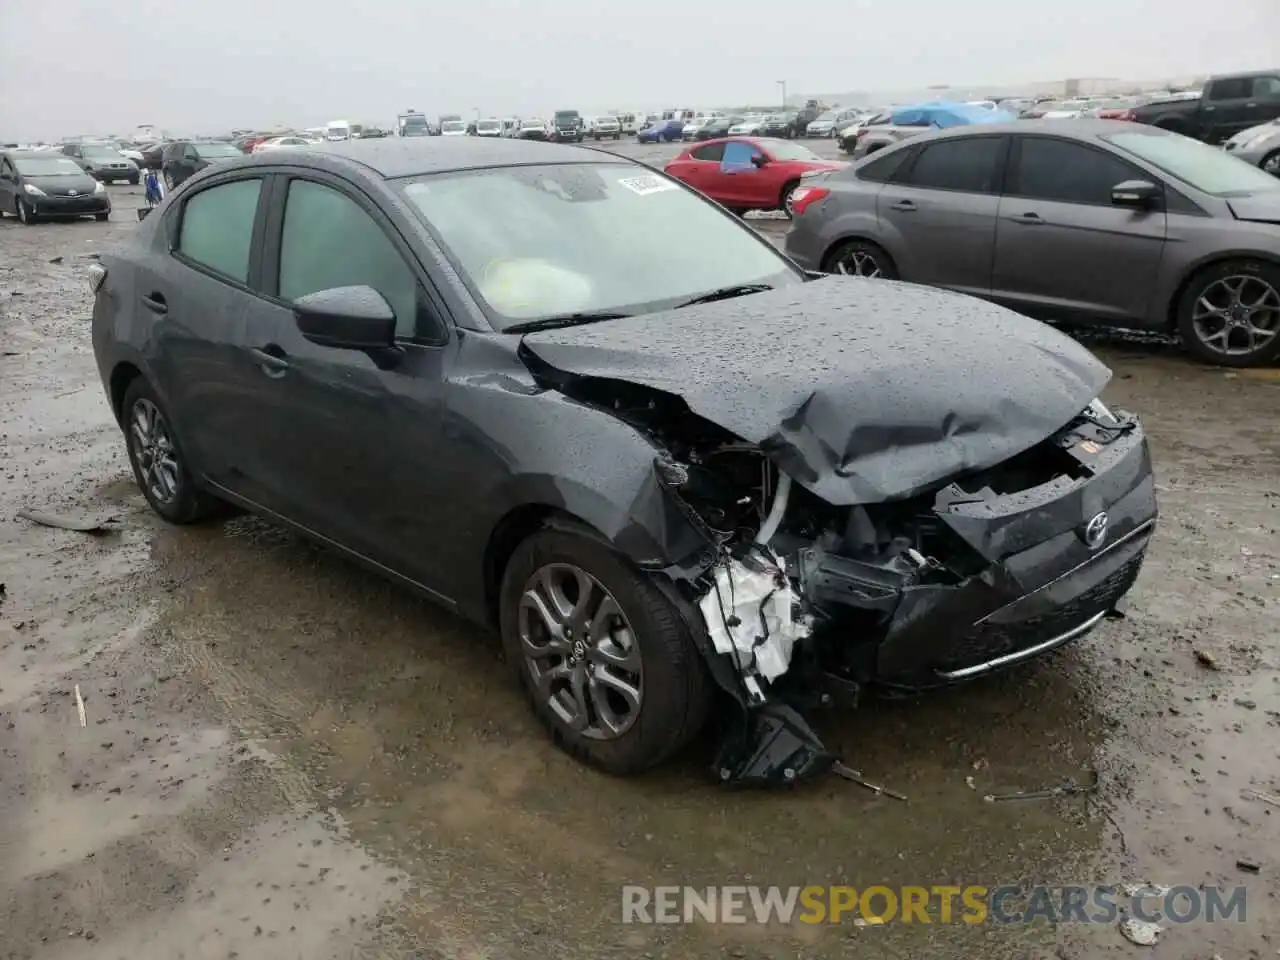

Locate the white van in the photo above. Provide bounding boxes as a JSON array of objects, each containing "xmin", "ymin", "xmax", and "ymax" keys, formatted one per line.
[{"xmin": 325, "ymin": 119, "xmax": 364, "ymax": 141}]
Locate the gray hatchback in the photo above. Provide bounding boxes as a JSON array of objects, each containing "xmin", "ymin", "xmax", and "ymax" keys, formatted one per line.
[{"xmin": 784, "ymin": 120, "xmax": 1280, "ymax": 366}]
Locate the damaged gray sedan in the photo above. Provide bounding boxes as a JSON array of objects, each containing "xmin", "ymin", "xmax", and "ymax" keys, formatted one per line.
[{"xmin": 90, "ymin": 138, "xmax": 1157, "ymax": 785}]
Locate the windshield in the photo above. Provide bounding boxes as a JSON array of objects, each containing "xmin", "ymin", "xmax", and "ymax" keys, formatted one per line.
[
  {"xmin": 442, "ymin": 121, "xmax": 466, "ymax": 132},
  {"xmin": 555, "ymin": 112, "xmax": 579, "ymax": 121},
  {"xmin": 477, "ymin": 120, "xmax": 501, "ymax": 131},
  {"xmin": 814, "ymin": 111, "xmax": 838, "ymax": 122},
  {"xmin": 13, "ymin": 156, "xmax": 85, "ymax": 176},
  {"xmin": 81, "ymin": 146, "xmax": 121, "ymax": 159},
  {"xmin": 523, "ymin": 120, "xmax": 544, "ymax": 128},
  {"xmin": 399, "ymin": 163, "xmax": 801, "ymax": 328},
  {"xmin": 1105, "ymin": 130, "xmax": 1280, "ymax": 197},
  {"xmin": 196, "ymin": 142, "xmax": 244, "ymax": 158}
]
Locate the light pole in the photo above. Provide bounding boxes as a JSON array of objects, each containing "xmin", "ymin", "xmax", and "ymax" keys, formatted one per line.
[{"xmin": 777, "ymin": 80, "xmax": 787, "ymax": 108}]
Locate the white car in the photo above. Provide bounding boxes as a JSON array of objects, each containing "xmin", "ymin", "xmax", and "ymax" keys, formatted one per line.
[
  {"xmin": 440, "ymin": 120, "xmax": 469, "ymax": 136},
  {"xmin": 475, "ymin": 118, "xmax": 503, "ymax": 137},
  {"xmin": 252, "ymin": 136, "xmax": 310, "ymax": 152},
  {"xmin": 519, "ymin": 118, "xmax": 550, "ymax": 139},
  {"xmin": 727, "ymin": 115, "xmax": 766, "ymax": 135}
]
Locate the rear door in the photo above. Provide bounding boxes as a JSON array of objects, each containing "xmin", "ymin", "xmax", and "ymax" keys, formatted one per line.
[
  {"xmin": 876, "ymin": 134, "xmax": 1006, "ymax": 295},
  {"xmin": 148, "ymin": 173, "xmax": 272, "ymax": 485},
  {"xmin": 677, "ymin": 141, "xmax": 725, "ymax": 193},
  {"xmin": 991, "ymin": 134, "xmax": 1166, "ymax": 323},
  {"xmin": 0, "ymin": 156, "xmax": 16, "ymax": 211}
]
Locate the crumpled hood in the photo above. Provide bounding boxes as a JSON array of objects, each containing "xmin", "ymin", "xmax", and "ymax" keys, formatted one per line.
[{"xmin": 521, "ymin": 277, "xmax": 1110, "ymax": 505}]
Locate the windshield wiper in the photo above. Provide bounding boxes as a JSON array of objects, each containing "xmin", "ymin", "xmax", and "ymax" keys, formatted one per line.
[
  {"xmin": 675, "ymin": 284, "xmax": 773, "ymax": 309},
  {"xmin": 505, "ymin": 311, "xmax": 633, "ymax": 334}
]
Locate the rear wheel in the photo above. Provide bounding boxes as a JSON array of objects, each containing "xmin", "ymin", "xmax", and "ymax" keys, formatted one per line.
[
  {"xmin": 499, "ymin": 524, "xmax": 710, "ymax": 775},
  {"xmin": 94, "ymin": 212, "xmax": 109, "ymax": 222},
  {"xmin": 1176, "ymin": 259, "xmax": 1280, "ymax": 367},
  {"xmin": 823, "ymin": 239, "xmax": 898, "ymax": 279},
  {"xmin": 121, "ymin": 378, "xmax": 224, "ymax": 524},
  {"xmin": 779, "ymin": 180, "xmax": 800, "ymax": 216}
]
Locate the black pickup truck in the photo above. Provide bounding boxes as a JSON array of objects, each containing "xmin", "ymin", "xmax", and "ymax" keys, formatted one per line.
[{"xmin": 1130, "ymin": 69, "xmax": 1280, "ymax": 144}]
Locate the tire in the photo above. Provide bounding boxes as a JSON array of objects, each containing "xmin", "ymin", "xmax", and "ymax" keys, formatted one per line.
[
  {"xmin": 1175, "ymin": 258, "xmax": 1280, "ymax": 367},
  {"xmin": 95, "ymin": 212, "xmax": 109, "ymax": 222},
  {"xmin": 1261, "ymin": 149, "xmax": 1280, "ymax": 177},
  {"xmin": 499, "ymin": 524, "xmax": 710, "ymax": 775},
  {"xmin": 822, "ymin": 238, "xmax": 898, "ymax": 279},
  {"xmin": 16, "ymin": 198, "xmax": 37, "ymax": 225},
  {"xmin": 163, "ymin": 169, "xmax": 175, "ymax": 190},
  {"xmin": 129, "ymin": 175, "xmax": 140, "ymax": 186},
  {"xmin": 779, "ymin": 180, "xmax": 800, "ymax": 216},
  {"xmin": 121, "ymin": 378, "xmax": 224, "ymax": 524}
]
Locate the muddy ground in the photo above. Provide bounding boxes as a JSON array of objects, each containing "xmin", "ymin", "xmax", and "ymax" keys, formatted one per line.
[{"xmin": 1, "ymin": 146, "xmax": 1278, "ymax": 960}]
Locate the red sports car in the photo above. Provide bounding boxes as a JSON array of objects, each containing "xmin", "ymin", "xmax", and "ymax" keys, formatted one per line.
[{"xmin": 664, "ymin": 137, "xmax": 848, "ymax": 215}]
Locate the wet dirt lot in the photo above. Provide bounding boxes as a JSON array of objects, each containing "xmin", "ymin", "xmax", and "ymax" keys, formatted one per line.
[{"xmin": 1, "ymin": 159, "xmax": 1278, "ymax": 960}]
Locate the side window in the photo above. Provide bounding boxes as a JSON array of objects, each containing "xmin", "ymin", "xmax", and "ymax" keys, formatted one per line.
[
  {"xmin": 185, "ymin": 145, "xmax": 199, "ymax": 160},
  {"xmin": 856, "ymin": 147, "xmax": 912, "ymax": 183},
  {"xmin": 278, "ymin": 179, "xmax": 419, "ymax": 339},
  {"xmin": 902, "ymin": 137, "xmax": 1002, "ymax": 193},
  {"xmin": 1010, "ymin": 137, "xmax": 1141, "ymax": 206},
  {"xmin": 691, "ymin": 143, "xmax": 725, "ymax": 162},
  {"xmin": 1252, "ymin": 76, "xmax": 1280, "ymax": 99},
  {"xmin": 721, "ymin": 141, "xmax": 759, "ymax": 172},
  {"xmin": 177, "ymin": 178, "xmax": 263, "ymax": 283},
  {"xmin": 1207, "ymin": 78, "xmax": 1251, "ymax": 101}
]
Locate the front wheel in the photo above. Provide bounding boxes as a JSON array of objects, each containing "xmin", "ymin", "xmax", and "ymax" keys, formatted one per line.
[
  {"xmin": 823, "ymin": 239, "xmax": 897, "ymax": 279},
  {"xmin": 162, "ymin": 169, "xmax": 175, "ymax": 190},
  {"xmin": 1262, "ymin": 149, "xmax": 1280, "ymax": 177},
  {"xmin": 121, "ymin": 378, "xmax": 224, "ymax": 524},
  {"xmin": 16, "ymin": 198, "xmax": 36, "ymax": 225},
  {"xmin": 1176, "ymin": 259, "xmax": 1280, "ymax": 367},
  {"xmin": 500, "ymin": 525, "xmax": 710, "ymax": 775},
  {"xmin": 94, "ymin": 212, "xmax": 109, "ymax": 222}
]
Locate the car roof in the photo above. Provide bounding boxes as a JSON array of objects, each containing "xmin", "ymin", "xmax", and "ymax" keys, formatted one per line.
[
  {"xmin": 909, "ymin": 118, "xmax": 1167, "ymax": 143},
  {"xmin": 5, "ymin": 150, "xmax": 73, "ymax": 159},
  {"xmin": 214, "ymin": 137, "xmax": 623, "ymax": 179}
]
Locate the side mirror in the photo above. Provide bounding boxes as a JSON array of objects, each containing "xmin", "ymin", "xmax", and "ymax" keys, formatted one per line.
[
  {"xmin": 750, "ymin": 154, "xmax": 768, "ymax": 168},
  {"xmin": 1111, "ymin": 179, "xmax": 1160, "ymax": 208},
  {"xmin": 293, "ymin": 286, "xmax": 397, "ymax": 351}
]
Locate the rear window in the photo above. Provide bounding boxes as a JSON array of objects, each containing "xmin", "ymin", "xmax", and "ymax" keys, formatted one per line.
[{"xmin": 855, "ymin": 146, "xmax": 911, "ymax": 183}]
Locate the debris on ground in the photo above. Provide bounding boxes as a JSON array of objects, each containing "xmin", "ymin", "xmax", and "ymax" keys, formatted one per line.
[
  {"xmin": 1118, "ymin": 917, "xmax": 1161, "ymax": 946},
  {"xmin": 1236, "ymin": 858, "xmax": 1260, "ymax": 874},
  {"xmin": 832, "ymin": 761, "xmax": 908, "ymax": 801},
  {"xmin": 1241, "ymin": 788, "xmax": 1280, "ymax": 808},
  {"xmin": 983, "ymin": 772, "xmax": 1099, "ymax": 802},
  {"xmin": 1194, "ymin": 649, "xmax": 1221, "ymax": 670},
  {"xmin": 74, "ymin": 684, "xmax": 87, "ymax": 727},
  {"xmin": 1234, "ymin": 698, "xmax": 1257, "ymax": 710},
  {"xmin": 16, "ymin": 508, "xmax": 118, "ymax": 534},
  {"xmin": 48, "ymin": 256, "xmax": 63, "ymax": 264}
]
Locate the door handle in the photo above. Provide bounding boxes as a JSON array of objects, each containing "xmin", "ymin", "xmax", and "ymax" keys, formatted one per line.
[
  {"xmin": 889, "ymin": 199, "xmax": 917, "ymax": 212},
  {"xmin": 1245, "ymin": 102, "xmax": 1257, "ymax": 108},
  {"xmin": 1009, "ymin": 213, "xmax": 1045, "ymax": 225},
  {"xmin": 141, "ymin": 292, "xmax": 167, "ymax": 314},
  {"xmin": 250, "ymin": 346, "xmax": 290, "ymax": 377},
  {"xmin": 1203, "ymin": 105, "xmax": 1215, "ymax": 111}
]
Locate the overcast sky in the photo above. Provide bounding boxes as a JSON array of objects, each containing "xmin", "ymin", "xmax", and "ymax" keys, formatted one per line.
[{"xmin": 2, "ymin": 0, "xmax": 1276, "ymax": 139}]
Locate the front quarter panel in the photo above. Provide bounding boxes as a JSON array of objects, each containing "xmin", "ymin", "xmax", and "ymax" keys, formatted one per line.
[{"xmin": 435, "ymin": 333, "xmax": 711, "ymax": 621}]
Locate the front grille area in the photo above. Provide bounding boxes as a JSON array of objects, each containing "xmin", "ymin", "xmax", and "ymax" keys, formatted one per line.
[{"xmin": 935, "ymin": 553, "xmax": 1144, "ymax": 673}]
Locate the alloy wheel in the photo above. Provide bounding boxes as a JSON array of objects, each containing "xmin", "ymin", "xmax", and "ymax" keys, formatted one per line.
[
  {"xmin": 518, "ymin": 563, "xmax": 643, "ymax": 740},
  {"xmin": 835, "ymin": 251, "xmax": 883, "ymax": 278},
  {"xmin": 129, "ymin": 398, "xmax": 182, "ymax": 505},
  {"xmin": 1263, "ymin": 152, "xmax": 1280, "ymax": 177},
  {"xmin": 1190, "ymin": 274, "xmax": 1280, "ymax": 358},
  {"xmin": 17, "ymin": 199, "xmax": 30, "ymax": 224}
]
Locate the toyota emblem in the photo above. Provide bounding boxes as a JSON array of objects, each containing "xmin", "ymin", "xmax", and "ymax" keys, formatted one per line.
[
  {"xmin": 1082, "ymin": 512, "xmax": 1109, "ymax": 550},
  {"xmin": 68, "ymin": 188, "xmax": 78, "ymax": 195}
]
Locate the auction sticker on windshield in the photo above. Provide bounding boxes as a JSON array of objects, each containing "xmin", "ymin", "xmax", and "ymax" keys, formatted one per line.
[{"xmin": 616, "ymin": 174, "xmax": 677, "ymax": 196}]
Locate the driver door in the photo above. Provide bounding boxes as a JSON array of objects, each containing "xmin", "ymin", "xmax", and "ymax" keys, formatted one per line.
[{"xmin": 717, "ymin": 140, "xmax": 766, "ymax": 206}]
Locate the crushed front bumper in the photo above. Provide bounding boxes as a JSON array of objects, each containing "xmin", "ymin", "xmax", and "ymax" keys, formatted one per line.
[{"xmin": 809, "ymin": 410, "xmax": 1157, "ymax": 690}]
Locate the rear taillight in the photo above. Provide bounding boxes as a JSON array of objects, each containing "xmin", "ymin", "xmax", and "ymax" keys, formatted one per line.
[
  {"xmin": 87, "ymin": 263, "xmax": 107, "ymax": 294},
  {"xmin": 789, "ymin": 186, "xmax": 829, "ymax": 216}
]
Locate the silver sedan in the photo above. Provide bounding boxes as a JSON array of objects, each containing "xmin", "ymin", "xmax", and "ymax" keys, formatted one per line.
[{"xmin": 1222, "ymin": 120, "xmax": 1280, "ymax": 176}]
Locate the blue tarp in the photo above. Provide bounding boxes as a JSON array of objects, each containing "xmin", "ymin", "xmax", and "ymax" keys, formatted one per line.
[{"xmin": 889, "ymin": 101, "xmax": 1016, "ymax": 128}]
